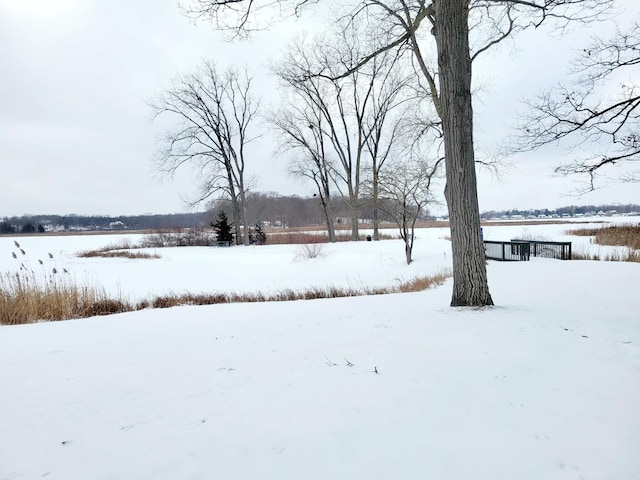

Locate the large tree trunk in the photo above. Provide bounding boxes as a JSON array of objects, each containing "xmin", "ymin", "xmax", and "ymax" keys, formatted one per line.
[
  {"xmin": 372, "ymin": 169, "xmax": 380, "ymax": 241},
  {"xmin": 231, "ymin": 196, "xmax": 242, "ymax": 246},
  {"xmin": 350, "ymin": 211, "xmax": 360, "ymax": 240},
  {"xmin": 239, "ymin": 190, "xmax": 250, "ymax": 246},
  {"xmin": 319, "ymin": 196, "xmax": 336, "ymax": 243},
  {"xmin": 349, "ymin": 190, "xmax": 360, "ymax": 241},
  {"xmin": 434, "ymin": 0, "xmax": 493, "ymax": 306},
  {"xmin": 404, "ymin": 239, "xmax": 413, "ymax": 265}
]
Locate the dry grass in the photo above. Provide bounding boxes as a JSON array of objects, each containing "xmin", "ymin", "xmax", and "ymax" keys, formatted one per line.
[
  {"xmin": 1, "ymin": 242, "xmax": 132, "ymax": 325},
  {"xmin": 567, "ymin": 224, "xmax": 640, "ymax": 263},
  {"xmin": 0, "ymin": 269, "xmax": 129, "ymax": 325},
  {"xmin": 146, "ymin": 270, "xmax": 451, "ymax": 310},
  {"xmin": 571, "ymin": 250, "xmax": 640, "ymax": 262},
  {"xmin": 77, "ymin": 239, "xmax": 161, "ymax": 259},
  {"xmin": 78, "ymin": 249, "xmax": 160, "ymax": 259},
  {"xmin": 567, "ymin": 225, "xmax": 640, "ymax": 250},
  {"xmin": 397, "ymin": 270, "xmax": 451, "ymax": 293}
]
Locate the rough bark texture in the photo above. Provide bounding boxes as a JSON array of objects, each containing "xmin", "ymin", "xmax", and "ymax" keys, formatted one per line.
[
  {"xmin": 434, "ymin": 0, "xmax": 493, "ymax": 306},
  {"xmin": 372, "ymin": 170, "xmax": 380, "ymax": 241}
]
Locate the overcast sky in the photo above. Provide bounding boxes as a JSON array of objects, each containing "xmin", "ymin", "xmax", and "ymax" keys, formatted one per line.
[{"xmin": 1, "ymin": 0, "xmax": 638, "ymax": 218}]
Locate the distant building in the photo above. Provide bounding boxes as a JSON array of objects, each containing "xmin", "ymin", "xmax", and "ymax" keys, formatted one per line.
[{"xmin": 109, "ymin": 221, "xmax": 126, "ymax": 230}]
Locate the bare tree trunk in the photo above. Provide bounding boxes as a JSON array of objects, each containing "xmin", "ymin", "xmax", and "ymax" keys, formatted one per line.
[
  {"xmin": 239, "ymin": 190, "xmax": 250, "ymax": 246},
  {"xmin": 322, "ymin": 199, "xmax": 336, "ymax": 243},
  {"xmin": 231, "ymin": 196, "xmax": 242, "ymax": 246},
  {"xmin": 405, "ymin": 240, "xmax": 413, "ymax": 265},
  {"xmin": 350, "ymin": 211, "xmax": 360, "ymax": 240},
  {"xmin": 434, "ymin": 0, "xmax": 493, "ymax": 306},
  {"xmin": 372, "ymin": 169, "xmax": 380, "ymax": 241}
]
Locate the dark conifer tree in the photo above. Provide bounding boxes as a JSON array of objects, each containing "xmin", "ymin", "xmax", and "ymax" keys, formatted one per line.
[{"xmin": 211, "ymin": 211, "xmax": 234, "ymax": 244}]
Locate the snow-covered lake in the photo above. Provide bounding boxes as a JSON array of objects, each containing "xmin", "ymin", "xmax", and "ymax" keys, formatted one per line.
[{"xmin": 1, "ymin": 217, "xmax": 639, "ymax": 480}]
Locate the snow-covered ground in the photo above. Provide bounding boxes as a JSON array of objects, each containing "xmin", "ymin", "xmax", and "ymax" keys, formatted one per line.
[{"xmin": 1, "ymin": 219, "xmax": 639, "ymax": 480}]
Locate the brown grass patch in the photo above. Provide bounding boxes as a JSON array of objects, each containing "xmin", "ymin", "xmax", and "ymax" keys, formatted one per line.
[
  {"xmin": 78, "ymin": 249, "xmax": 160, "ymax": 259},
  {"xmin": 146, "ymin": 271, "xmax": 451, "ymax": 310},
  {"xmin": 0, "ymin": 271, "xmax": 131, "ymax": 325},
  {"xmin": 397, "ymin": 270, "xmax": 451, "ymax": 293},
  {"xmin": 77, "ymin": 239, "xmax": 161, "ymax": 259},
  {"xmin": 567, "ymin": 224, "xmax": 640, "ymax": 250},
  {"xmin": 571, "ymin": 250, "xmax": 640, "ymax": 262}
]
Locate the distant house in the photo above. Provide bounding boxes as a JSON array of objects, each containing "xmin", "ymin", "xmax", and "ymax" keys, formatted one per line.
[{"xmin": 109, "ymin": 221, "xmax": 126, "ymax": 230}]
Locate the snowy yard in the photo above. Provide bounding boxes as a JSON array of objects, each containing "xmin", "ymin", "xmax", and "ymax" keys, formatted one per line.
[{"xmin": 1, "ymin": 219, "xmax": 639, "ymax": 480}]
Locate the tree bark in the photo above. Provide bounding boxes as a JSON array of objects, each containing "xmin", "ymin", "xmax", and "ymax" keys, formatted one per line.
[
  {"xmin": 239, "ymin": 190, "xmax": 250, "ymax": 246},
  {"xmin": 434, "ymin": 0, "xmax": 493, "ymax": 306},
  {"xmin": 372, "ymin": 169, "xmax": 380, "ymax": 241},
  {"xmin": 405, "ymin": 240, "xmax": 413, "ymax": 265}
]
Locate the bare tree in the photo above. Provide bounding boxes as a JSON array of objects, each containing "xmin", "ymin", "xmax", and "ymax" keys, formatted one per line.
[
  {"xmin": 515, "ymin": 24, "xmax": 639, "ymax": 191},
  {"xmin": 269, "ymin": 93, "xmax": 337, "ymax": 241},
  {"xmin": 149, "ymin": 61, "xmax": 259, "ymax": 246},
  {"xmin": 273, "ymin": 28, "xmax": 419, "ymax": 242},
  {"xmin": 273, "ymin": 35, "xmax": 375, "ymax": 241},
  {"xmin": 374, "ymin": 157, "xmax": 443, "ymax": 264},
  {"xmin": 182, "ymin": 0, "xmax": 613, "ymax": 306},
  {"xmin": 362, "ymin": 55, "xmax": 422, "ymax": 241}
]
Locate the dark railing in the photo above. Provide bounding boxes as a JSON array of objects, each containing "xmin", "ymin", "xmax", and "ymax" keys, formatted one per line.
[
  {"xmin": 511, "ymin": 240, "xmax": 572, "ymax": 260},
  {"xmin": 483, "ymin": 241, "xmax": 531, "ymax": 261}
]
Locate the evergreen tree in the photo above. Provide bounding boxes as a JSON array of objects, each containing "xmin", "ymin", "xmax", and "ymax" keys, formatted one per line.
[{"xmin": 211, "ymin": 211, "xmax": 233, "ymax": 244}]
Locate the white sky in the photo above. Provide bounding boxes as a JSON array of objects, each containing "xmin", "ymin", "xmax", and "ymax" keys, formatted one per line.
[{"xmin": 1, "ymin": 0, "xmax": 638, "ymax": 217}]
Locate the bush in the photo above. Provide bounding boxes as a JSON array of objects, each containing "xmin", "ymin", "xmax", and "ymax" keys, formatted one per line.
[
  {"xmin": 249, "ymin": 223, "xmax": 267, "ymax": 245},
  {"xmin": 294, "ymin": 244, "xmax": 325, "ymax": 260},
  {"xmin": 140, "ymin": 229, "xmax": 215, "ymax": 248}
]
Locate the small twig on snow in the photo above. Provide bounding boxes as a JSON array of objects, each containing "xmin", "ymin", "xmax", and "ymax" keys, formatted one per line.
[{"xmin": 325, "ymin": 356, "xmax": 338, "ymax": 366}]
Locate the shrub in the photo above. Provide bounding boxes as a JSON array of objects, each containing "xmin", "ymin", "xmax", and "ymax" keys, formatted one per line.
[
  {"xmin": 141, "ymin": 229, "xmax": 215, "ymax": 248},
  {"xmin": 295, "ymin": 244, "xmax": 325, "ymax": 260}
]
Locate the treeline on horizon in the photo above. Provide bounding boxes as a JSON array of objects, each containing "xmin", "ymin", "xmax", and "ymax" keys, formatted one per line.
[
  {"xmin": 1, "ymin": 193, "xmax": 391, "ymax": 233},
  {"xmin": 480, "ymin": 204, "xmax": 640, "ymax": 219},
  {"xmin": 2, "ymin": 192, "xmax": 639, "ymax": 234}
]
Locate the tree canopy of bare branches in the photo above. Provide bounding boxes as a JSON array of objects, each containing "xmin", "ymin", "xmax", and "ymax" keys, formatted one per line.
[
  {"xmin": 149, "ymin": 61, "xmax": 259, "ymax": 245},
  {"xmin": 272, "ymin": 27, "xmax": 417, "ymax": 241},
  {"xmin": 374, "ymin": 157, "xmax": 443, "ymax": 264},
  {"xmin": 514, "ymin": 23, "xmax": 639, "ymax": 191},
  {"xmin": 182, "ymin": 0, "xmax": 614, "ymax": 306}
]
